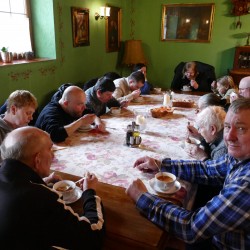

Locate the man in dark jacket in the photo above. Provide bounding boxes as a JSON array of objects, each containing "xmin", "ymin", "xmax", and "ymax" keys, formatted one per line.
[
  {"xmin": 35, "ymin": 85, "xmax": 106, "ymax": 143},
  {"xmin": 0, "ymin": 126, "xmax": 105, "ymax": 249},
  {"xmin": 85, "ymin": 76, "xmax": 127, "ymax": 116}
]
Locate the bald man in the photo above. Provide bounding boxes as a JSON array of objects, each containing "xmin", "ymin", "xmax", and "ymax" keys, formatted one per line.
[
  {"xmin": 0, "ymin": 127, "xmax": 104, "ymax": 249},
  {"xmin": 239, "ymin": 76, "xmax": 250, "ymax": 99},
  {"xmin": 35, "ymin": 85, "xmax": 106, "ymax": 142}
]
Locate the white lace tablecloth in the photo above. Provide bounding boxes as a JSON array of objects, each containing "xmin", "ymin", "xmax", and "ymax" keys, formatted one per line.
[{"xmin": 51, "ymin": 93, "xmax": 200, "ymax": 190}]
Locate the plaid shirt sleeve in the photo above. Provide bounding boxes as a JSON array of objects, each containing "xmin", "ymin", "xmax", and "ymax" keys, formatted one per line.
[{"xmin": 136, "ymin": 155, "xmax": 250, "ymax": 249}]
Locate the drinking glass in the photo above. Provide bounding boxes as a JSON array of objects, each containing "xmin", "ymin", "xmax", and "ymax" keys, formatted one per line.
[{"xmin": 133, "ymin": 108, "xmax": 148, "ymax": 132}]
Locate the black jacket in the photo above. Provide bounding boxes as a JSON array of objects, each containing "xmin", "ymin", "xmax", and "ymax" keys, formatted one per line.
[{"xmin": 0, "ymin": 159, "xmax": 104, "ymax": 249}]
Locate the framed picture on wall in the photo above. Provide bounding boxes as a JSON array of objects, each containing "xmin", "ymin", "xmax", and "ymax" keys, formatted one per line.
[
  {"xmin": 161, "ymin": 3, "xmax": 215, "ymax": 43},
  {"xmin": 71, "ymin": 7, "xmax": 90, "ymax": 47},
  {"xmin": 106, "ymin": 6, "xmax": 121, "ymax": 52}
]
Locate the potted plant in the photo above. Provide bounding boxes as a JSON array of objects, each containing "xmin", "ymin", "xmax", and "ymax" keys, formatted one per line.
[{"xmin": 1, "ymin": 47, "xmax": 12, "ymax": 63}]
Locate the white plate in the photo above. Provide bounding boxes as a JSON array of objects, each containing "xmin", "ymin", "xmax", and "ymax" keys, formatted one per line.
[
  {"xmin": 109, "ymin": 109, "xmax": 131, "ymax": 116},
  {"xmin": 63, "ymin": 186, "xmax": 82, "ymax": 204},
  {"xmin": 109, "ymin": 111, "xmax": 123, "ymax": 117},
  {"xmin": 132, "ymin": 97, "xmax": 144, "ymax": 103},
  {"xmin": 181, "ymin": 88, "xmax": 192, "ymax": 92},
  {"xmin": 149, "ymin": 178, "xmax": 181, "ymax": 195}
]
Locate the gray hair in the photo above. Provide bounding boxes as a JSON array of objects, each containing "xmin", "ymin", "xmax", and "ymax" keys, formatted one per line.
[
  {"xmin": 229, "ymin": 98, "xmax": 250, "ymax": 113},
  {"xmin": 198, "ymin": 93, "xmax": 226, "ymax": 110},
  {"xmin": 1, "ymin": 127, "xmax": 45, "ymax": 162},
  {"xmin": 196, "ymin": 106, "xmax": 226, "ymax": 131},
  {"xmin": 1, "ymin": 137, "xmax": 26, "ymax": 161}
]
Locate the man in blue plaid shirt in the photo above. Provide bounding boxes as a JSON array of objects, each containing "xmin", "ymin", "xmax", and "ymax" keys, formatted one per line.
[{"xmin": 126, "ymin": 98, "xmax": 250, "ymax": 250}]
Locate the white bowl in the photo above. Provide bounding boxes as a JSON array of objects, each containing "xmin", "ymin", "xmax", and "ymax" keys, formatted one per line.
[
  {"xmin": 110, "ymin": 107, "xmax": 121, "ymax": 115},
  {"xmin": 154, "ymin": 88, "xmax": 162, "ymax": 94},
  {"xmin": 53, "ymin": 180, "xmax": 76, "ymax": 200},
  {"xmin": 182, "ymin": 85, "xmax": 192, "ymax": 91}
]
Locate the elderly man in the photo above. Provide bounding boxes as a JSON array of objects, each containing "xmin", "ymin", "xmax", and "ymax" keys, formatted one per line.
[
  {"xmin": 0, "ymin": 90, "xmax": 37, "ymax": 144},
  {"xmin": 113, "ymin": 71, "xmax": 145, "ymax": 102},
  {"xmin": 85, "ymin": 76, "xmax": 127, "ymax": 116},
  {"xmin": 0, "ymin": 127, "xmax": 104, "ymax": 249},
  {"xmin": 239, "ymin": 76, "xmax": 250, "ymax": 98},
  {"xmin": 35, "ymin": 86, "xmax": 106, "ymax": 143},
  {"xmin": 126, "ymin": 98, "xmax": 250, "ymax": 249}
]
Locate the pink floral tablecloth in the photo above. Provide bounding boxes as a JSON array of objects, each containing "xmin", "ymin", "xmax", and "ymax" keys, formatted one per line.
[{"xmin": 51, "ymin": 93, "xmax": 200, "ymax": 206}]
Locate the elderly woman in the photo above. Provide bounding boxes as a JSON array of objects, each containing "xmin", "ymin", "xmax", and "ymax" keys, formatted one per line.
[
  {"xmin": 186, "ymin": 106, "xmax": 227, "ymax": 160},
  {"xmin": 171, "ymin": 61, "xmax": 216, "ymax": 92},
  {"xmin": 187, "ymin": 93, "xmax": 227, "ymax": 143}
]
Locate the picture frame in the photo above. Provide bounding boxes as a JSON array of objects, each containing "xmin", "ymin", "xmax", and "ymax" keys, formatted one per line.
[
  {"xmin": 106, "ymin": 6, "xmax": 121, "ymax": 52},
  {"xmin": 71, "ymin": 7, "xmax": 90, "ymax": 47},
  {"xmin": 161, "ymin": 3, "xmax": 215, "ymax": 43}
]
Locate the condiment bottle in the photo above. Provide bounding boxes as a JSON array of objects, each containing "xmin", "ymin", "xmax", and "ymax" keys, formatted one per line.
[{"xmin": 126, "ymin": 124, "xmax": 133, "ymax": 146}]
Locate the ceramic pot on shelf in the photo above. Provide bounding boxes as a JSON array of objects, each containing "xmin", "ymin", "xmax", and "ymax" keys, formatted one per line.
[{"xmin": 1, "ymin": 51, "xmax": 13, "ymax": 63}]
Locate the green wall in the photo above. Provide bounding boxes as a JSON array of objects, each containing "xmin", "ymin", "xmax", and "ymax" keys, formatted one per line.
[
  {"xmin": 131, "ymin": 0, "xmax": 250, "ymax": 88},
  {"xmin": 0, "ymin": 0, "xmax": 249, "ymax": 109}
]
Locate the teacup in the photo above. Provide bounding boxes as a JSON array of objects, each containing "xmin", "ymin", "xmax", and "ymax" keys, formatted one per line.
[
  {"xmin": 110, "ymin": 107, "xmax": 121, "ymax": 115},
  {"xmin": 53, "ymin": 180, "xmax": 76, "ymax": 200},
  {"xmin": 155, "ymin": 172, "xmax": 176, "ymax": 191}
]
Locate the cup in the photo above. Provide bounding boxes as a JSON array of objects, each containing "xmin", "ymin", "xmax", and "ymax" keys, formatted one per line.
[
  {"xmin": 53, "ymin": 180, "xmax": 76, "ymax": 200},
  {"xmin": 155, "ymin": 172, "xmax": 176, "ymax": 191}
]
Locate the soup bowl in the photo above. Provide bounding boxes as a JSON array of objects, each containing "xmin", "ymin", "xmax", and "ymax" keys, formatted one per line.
[{"xmin": 53, "ymin": 180, "xmax": 76, "ymax": 200}]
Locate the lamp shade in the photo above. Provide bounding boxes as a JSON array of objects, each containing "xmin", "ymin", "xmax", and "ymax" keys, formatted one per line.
[{"xmin": 122, "ymin": 40, "xmax": 147, "ymax": 66}]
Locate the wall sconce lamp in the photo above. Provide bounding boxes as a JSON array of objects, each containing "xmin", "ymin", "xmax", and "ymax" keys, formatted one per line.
[{"xmin": 95, "ymin": 7, "xmax": 110, "ymax": 20}]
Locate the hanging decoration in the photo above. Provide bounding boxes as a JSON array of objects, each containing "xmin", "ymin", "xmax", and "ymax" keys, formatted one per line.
[{"xmin": 231, "ymin": 0, "xmax": 250, "ymax": 28}]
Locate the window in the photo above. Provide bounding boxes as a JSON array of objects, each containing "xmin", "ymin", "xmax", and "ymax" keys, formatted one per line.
[{"xmin": 0, "ymin": 0, "xmax": 32, "ymax": 53}]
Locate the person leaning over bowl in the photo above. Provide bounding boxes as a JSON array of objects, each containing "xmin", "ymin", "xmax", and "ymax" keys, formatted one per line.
[
  {"xmin": 171, "ymin": 61, "xmax": 215, "ymax": 92},
  {"xmin": 126, "ymin": 98, "xmax": 250, "ymax": 250},
  {"xmin": 186, "ymin": 106, "xmax": 227, "ymax": 161},
  {"xmin": 85, "ymin": 76, "xmax": 128, "ymax": 116},
  {"xmin": 186, "ymin": 105, "xmax": 227, "ymax": 210},
  {"xmin": 35, "ymin": 85, "xmax": 106, "ymax": 143},
  {"xmin": 132, "ymin": 63, "xmax": 154, "ymax": 95},
  {"xmin": 113, "ymin": 71, "xmax": 145, "ymax": 102},
  {"xmin": 0, "ymin": 126, "xmax": 104, "ymax": 249},
  {"xmin": 187, "ymin": 93, "xmax": 228, "ymax": 155}
]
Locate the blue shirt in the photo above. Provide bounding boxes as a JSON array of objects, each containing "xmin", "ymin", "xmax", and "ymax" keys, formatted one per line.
[
  {"xmin": 140, "ymin": 80, "xmax": 153, "ymax": 95},
  {"xmin": 136, "ymin": 155, "xmax": 250, "ymax": 249}
]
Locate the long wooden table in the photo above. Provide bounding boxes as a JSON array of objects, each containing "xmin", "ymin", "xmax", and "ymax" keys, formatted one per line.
[
  {"xmin": 54, "ymin": 171, "xmax": 195, "ymax": 250},
  {"xmin": 51, "ymin": 92, "xmax": 203, "ymax": 249}
]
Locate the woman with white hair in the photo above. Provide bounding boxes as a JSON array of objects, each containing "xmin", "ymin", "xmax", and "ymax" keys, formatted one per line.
[
  {"xmin": 187, "ymin": 106, "xmax": 228, "ymax": 210},
  {"xmin": 187, "ymin": 106, "xmax": 227, "ymax": 160}
]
